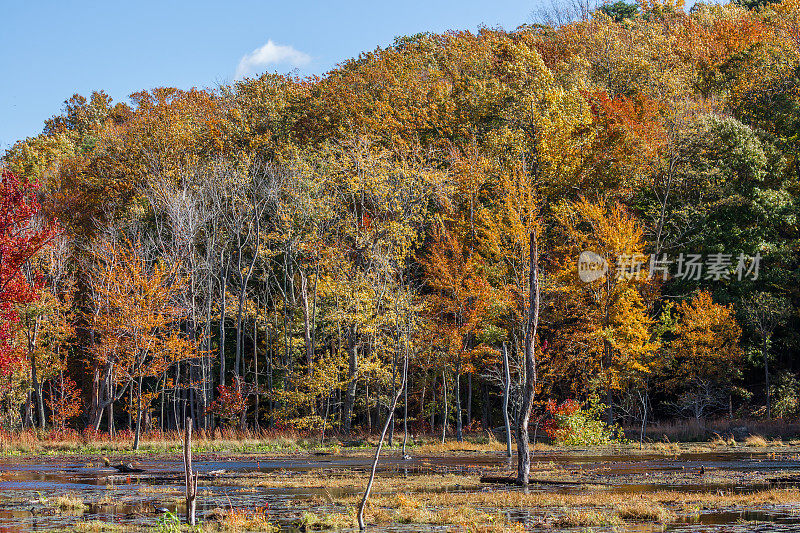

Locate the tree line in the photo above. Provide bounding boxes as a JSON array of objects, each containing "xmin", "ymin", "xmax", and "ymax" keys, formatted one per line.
[{"xmin": 2, "ymin": 0, "xmax": 799, "ymax": 453}]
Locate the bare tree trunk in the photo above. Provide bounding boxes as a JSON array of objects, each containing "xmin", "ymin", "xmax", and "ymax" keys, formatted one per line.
[
  {"xmin": 31, "ymin": 353, "xmax": 45, "ymax": 429},
  {"xmin": 90, "ymin": 363, "xmax": 101, "ymax": 431},
  {"xmin": 184, "ymin": 417, "xmax": 198, "ymax": 526},
  {"xmin": 173, "ymin": 364, "xmax": 180, "ymax": 430},
  {"xmin": 343, "ymin": 327, "xmax": 358, "ymax": 435},
  {"xmin": 253, "ymin": 312, "xmax": 260, "ymax": 430},
  {"xmin": 419, "ymin": 374, "xmax": 427, "ymax": 433},
  {"xmin": 517, "ymin": 230, "xmax": 540, "ymax": 485},
  {"xmin": 267, "ymin": 305, "xmax": 275, "ymax": 416},
  {"xmin": 639, "ymin": 387, "xmax": 649, "ymax": 446},
  {"xmin": 366, "ymin": 379, "xmax": 371, "ymax": 431},
  {"xmin": 22, "ymin": 393, "xmax": 32, "ymax": 429},
  {"xmin": 764, "ymin": 336, "xmax": 771, "ymax": 419},
  {"xmin": 219, "ymin": 254, "xmax": 229, "ymax": 387},
  {"xmin": 204, "ymin": 222, "xmax": 217, "ymax": 430},
  {"xmin": 430, "ymin": 374, "xmax": 436, "ymax": 432},
  {"xmin": 466, "ymin": 372, "xmax": 472, "ymax": 428},
  {"xmin": 320, "ymin": 391, "xmax": 331, "ymax": 443},
  {"xmin": 605, "ymin": 346, "xmax": 614, "ymax": 426},
  {"xmin": 357, "ymin": 346, "xmax": 408, "ymax": 530},
  {"xmin": 91, "ymin": 363, "xmax": 130, "ymax": 433},
  {"xmin": 160, "ymin": 373, "xmax": 166, "ymax": 433},
  {"xmin": 28, "ymin": 316, "xmax": 45, "ymax": 429},
  {"xmin": 107, "ymin": 375, "xmax": 115, "ymax": 436},
  {"xmin": 455, "ymin": 361, "xmax": 463, "ymax": 442},
  {"xmin": 299, "ymin": 271, "xmax": 314, "ymax": 375},
  {"xmin": 502, "ymin": 342, "xmax": 512, "ymax": 458},
  {"xmin": 133, "ymin": 376, "xmax": 144, "ymax": 451},
  {"xmin": 481, "ymin": 382, "xmax": 489, "ymax": 431},
  {"xmin": 441, "ymin": 369, "xmax": 447, "ymax": 443},
  {"xmin": 402, "ymin": 352, "xmax": 409, "ymax": 455},
  {"xmin": 389, "ymin": 327, "xmax": 398, "ymax": 447}
]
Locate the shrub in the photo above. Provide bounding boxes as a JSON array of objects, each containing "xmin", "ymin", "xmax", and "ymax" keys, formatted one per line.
[
  {"xmin": 207, "ymin": 384, "xmax": 247, "ymax": 426},
  {"xmin": 543, "ymin": 397, "xmax": 621, "ymax": 445},
  {"xmin": 771, "ymin": 372, "xmax": 800, "ymax": 419}
]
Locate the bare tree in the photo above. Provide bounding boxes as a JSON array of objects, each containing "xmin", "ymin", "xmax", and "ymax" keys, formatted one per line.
[
  {"xmin": 357, "ymin": 311, "xmax": 410, "ymax": 530},
  {"xmin": 517, "ymin": 230, "xmax": 540, "ymax": 485}
]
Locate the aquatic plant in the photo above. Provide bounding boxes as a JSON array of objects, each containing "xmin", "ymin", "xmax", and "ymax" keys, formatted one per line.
[
  {"xmin": 53, "ymin": 493, "xmax": 86, "ymax": 513},
  {"xmin": 297, "ymin": 511, "xmax": 352, "ymax": 530},
  {"xmin": 72, "ymin": 521, "xmax": 124, "ymax": 533},
  {"xmin": 155, "ymin": 510, "xmax": 182, "ymax": 533}
]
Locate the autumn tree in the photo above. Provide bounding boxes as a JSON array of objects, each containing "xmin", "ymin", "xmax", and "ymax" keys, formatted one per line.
[
  {"xmin": 423, "ymin": 219, "xmax": 494, "ymax": 442},
  {"xmin": 670, "ymin": 291, "xmax": 742, "ymax": 423},
  {"xmin": 17, "ymin": 284, "xmax": 74, "ymax": 429},
  {"xmin": 89, "ymin": 239, "xmax": 200, "ymax": 449},
  {"xmin": 0, "ymin": 170, "xmax": 54, "ymax": 373},
  {"xmin": 47, "ymin": 373, "xmax": 82, "ymax": 431},
  {"xmin": 477, "ymin": 166, "xmax": 543, "ymax": 483},
  {"xmin": 3, "ymin": 7, "xmax": 800, "ymax": 439},
  {"xmin": 550, "ymin": 198, "xmax": 658, "ymax": 424}
]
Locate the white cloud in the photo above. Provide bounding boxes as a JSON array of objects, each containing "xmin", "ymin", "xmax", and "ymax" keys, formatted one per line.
[{"xmin": 235, "ymin": 40, "xmax": 311, "ymax": 79}]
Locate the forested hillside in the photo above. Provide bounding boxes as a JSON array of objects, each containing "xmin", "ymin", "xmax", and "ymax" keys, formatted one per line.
[{"xmin": 2, "ymin": 0, "xmax": 799, "ymax": 443}]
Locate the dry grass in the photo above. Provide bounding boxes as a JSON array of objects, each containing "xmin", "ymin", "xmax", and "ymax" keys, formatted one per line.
[
  {"xmin": 94, "ymin": 494, "xmax": 118, "ymax": 506},
  {"xmin": 617, "ymin": 501, "xmax": 676, "ymax": 522},
  {"xmin": 745, "ymin": 435, "xmax": 769, "ymax": 447},
  {"xmin": 203, "ymin": 507, "xmax": 278, "ymax": 532},
  {"xmin": 314, "ymin": 482, "xmax": 800, "ymax": 529},
  {"xmin": 138, "ymin": 485, "xmax": 182, "ymax": 495},
  {"xmin": 0, "ymin": 427, "xmax": 315, "ymax": 455},
  {"xmin": 369, "ymin": 486, "xmax": 800, "ymax": 511},
  {"xmin": 413, "ymin": 440, "xmax": 555, "ymax": 455},
  {"xmin": 709, "ymin": 433, "xmax": 733, "ymax": 447},
  {"xmin": 296, "ymin": 511, "xmax": 354, "ymax": 530},
  {"xmin": 640, "ymin": 419, "xmax": 800, "ymax": 442},
  {"xmin": 3, "ymin": 423, "xmax": 797, "ymax": 457},
  {"xmin": 551, "ymin": 509, "xmax": 621, "ymax": 527},
  {"xmin": 53, "ymin": 493, "xmax": 86, "ymax": 513},
  {"xmin": 72, "ymin": 521, "xmax": 124, "ymax": 533},
  {"xmin": 414, "ymin": 439, "xmax": 510, "ymax": 454},
  {"xmin": 368, "ymin": 494, "xmax": 504, "ymax": 527},
  {"xmin": 220, "ymin": 460, "xmax": 800, "ymax": 529},
  {"xmin": 217, "ymin": 471, "xmax": 485, "ymax": 493}
]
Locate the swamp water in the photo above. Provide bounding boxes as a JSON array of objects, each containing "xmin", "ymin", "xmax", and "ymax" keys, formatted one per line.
[{"xmin": 1, "ymin": 450, "xmax": 800, "ymax": 531}]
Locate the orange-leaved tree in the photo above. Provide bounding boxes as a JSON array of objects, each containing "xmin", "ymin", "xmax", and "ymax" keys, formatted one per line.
[
  {"xmin": 422, "ymin": 217, "xmax": 496, "ymax": 443},
  {"xmin": 46, "ymin": 373, "xmax": 82, "ymax": 431},
  {"xmin": 669, "ymin": 291, "xmax": 742, "ymax": 423},
  {"xmin": 89, "ymin": 239, "xmax": 200, "ymax": 449}
]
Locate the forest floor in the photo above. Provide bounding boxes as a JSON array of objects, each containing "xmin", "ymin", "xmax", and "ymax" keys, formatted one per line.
[{"xmin": 2, "ymin": 435, "xmax": 800, "ymax": 531}]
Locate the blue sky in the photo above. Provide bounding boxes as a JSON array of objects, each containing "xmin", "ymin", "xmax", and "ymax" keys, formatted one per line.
[{"xmin": 0, "ymin": 0, "xmax": 536, "ymax": 151}]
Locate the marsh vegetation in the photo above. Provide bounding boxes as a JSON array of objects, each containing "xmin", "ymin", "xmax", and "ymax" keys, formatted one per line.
[{"xmin": 3, "ymin": 438, "xmax": 800, "ymax": 532}]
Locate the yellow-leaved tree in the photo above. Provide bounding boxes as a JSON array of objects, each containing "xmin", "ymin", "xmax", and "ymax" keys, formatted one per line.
[{"xmin": 550, "ymin": 198, "xmax": 658, "ymax": 424}]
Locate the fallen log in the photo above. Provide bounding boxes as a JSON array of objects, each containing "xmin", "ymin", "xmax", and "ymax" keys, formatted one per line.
[
  {"xmin": 769, "ymin": 475, "xmax": 800, "ymax": 485},
  {"xmin": 479, "ymin": 475, "xmax": 523, "ymax": 485},
  {"xmin": 480, "ymin": 475, "xmax": 611, "ymax": 486}
]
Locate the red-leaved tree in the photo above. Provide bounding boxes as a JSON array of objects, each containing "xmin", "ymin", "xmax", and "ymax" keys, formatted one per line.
[
  {"xmin": 207, "ymin": 384, "xmax": 248, "ymax": 426},
  {"xmin": 0, "ymin": 170, "xmax": 54, "ymax": 371}
]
